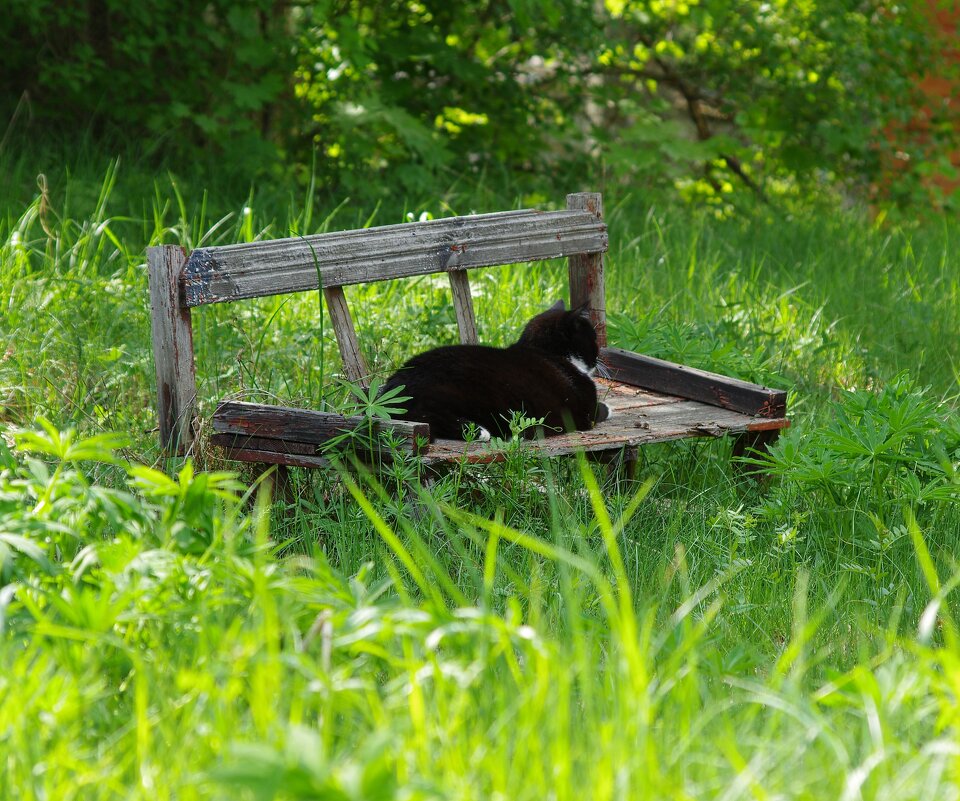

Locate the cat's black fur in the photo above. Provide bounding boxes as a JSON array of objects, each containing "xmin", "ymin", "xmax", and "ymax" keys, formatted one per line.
[{"xmin": 381, "ymin": 301, "xmax": 610, "ymax": 441}]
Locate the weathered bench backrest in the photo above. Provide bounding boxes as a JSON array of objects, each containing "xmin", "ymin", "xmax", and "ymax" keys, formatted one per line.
[{"xmin": 147, "ymin": 193, "xmax": 607, "ymax": 455}]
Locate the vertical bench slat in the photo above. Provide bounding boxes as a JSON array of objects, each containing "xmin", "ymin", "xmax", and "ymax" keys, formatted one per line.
[
  {"xmin": 322, "ymin": 286, "xmax": 369, "ymax": 387},
  {"xmin": 147, "ymin": 245, "xmax": 197, "ymax": 455},
  {"xmin": 448, "ymin": 269, "xmax": 479, "ymax": 344},
  {"xmin": 566, "ymin": 193, "xmax": 607, "ymax": 347}
]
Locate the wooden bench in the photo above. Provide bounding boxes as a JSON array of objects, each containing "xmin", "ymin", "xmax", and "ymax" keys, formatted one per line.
[{"xmin": 147, "ymin": 192, "xmax": 789, "ymax": 474}]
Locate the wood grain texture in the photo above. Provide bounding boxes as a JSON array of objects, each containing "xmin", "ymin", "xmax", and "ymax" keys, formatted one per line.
[
  {"xmin": 147, "ymin": 245, "xmax": 197, "ymax": 455},
  {"xmin": 600, "ymin": 347, "xmax": 788, "ymax": 418},
  {"xmin": 421, "ymin": 396, "xmax": 789, "ymax": 465},
  {"xmin": 181, "ymin": 209, "xmax": 608, "ymax": 306},
  {"xmin": 595, "ymin": 378, "xmax": 685, "ymax": 410},
  {"xmin": 566, "ymin": 193, "xmax": 607, "ymax": 347},
  {"xmin": 215, "ymin": 445, "xmax": 331, "ymax": 469},
  {"xmin": 448, "ymin": 269, "xmax": 478, "ymax": 344},
  {"xmin": 211, "ymin": 383, "xmax": 788, "ymax": 468},
  {"xmin": 213, "ymin": 400, "xmax": 429, "ymax": 455},
  {"xmin": 322, "ymin": 286, "xmax": 369, "ymax": 386},
  {"xmin": 209, "ymin": 433, "xmax": 318, "ymax": 456},
  {"xmin": 211, "ymin": 434, "xmax": 416, "ymax": 467}
]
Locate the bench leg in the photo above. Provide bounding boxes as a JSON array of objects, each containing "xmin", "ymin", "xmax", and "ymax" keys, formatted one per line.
[
  {"xmin": 588, "ymin": 447, "xmax": 639, "ymax": 482},
  {"xmin": 252, "ymin": 463, "xmax": 295, "ymax": 505},
  {"xmin": 732, "ymin": 429, "xmax": 781, "ymax": 478}
]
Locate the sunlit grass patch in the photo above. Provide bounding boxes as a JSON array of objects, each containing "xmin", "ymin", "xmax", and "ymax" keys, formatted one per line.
[
  {"xmin": 2, "ymin": 162, "xmax": 960, "ymax": 798},
  {"xmin": 1, "ymin": 429, "xmax": 959, "ymax": 799}
]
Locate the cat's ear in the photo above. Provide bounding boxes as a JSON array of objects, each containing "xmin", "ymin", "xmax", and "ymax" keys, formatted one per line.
[
  {"xmin": 574, "ymin": 302, "xmax": 592, "ymax": 319},
  {"xmin": 547, "ymin": 299, "xmax": 566, "ymax": 312}
]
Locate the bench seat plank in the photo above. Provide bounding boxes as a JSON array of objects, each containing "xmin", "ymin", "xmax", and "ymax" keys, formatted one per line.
[
  {"xmin": 601, "ymin": 347, "xmax": 787, "ymax": 418},
  {"xmin": 182, "ymin": 209, "xmax": 608, "ymax": 306},
  {"xmin": 212, "ymin": 444, "xmax": 331, "ymax": 469},
  {"xmin": 421, "ymin": 390, "xmax": 789, "ymax": 465},
  {"xmin": 210, "ymin": 381, "xmax": 788, "ymax": 468},
  {"xmin": 213, "ymin": 401, "xmax": 429, "ymax": 456}
]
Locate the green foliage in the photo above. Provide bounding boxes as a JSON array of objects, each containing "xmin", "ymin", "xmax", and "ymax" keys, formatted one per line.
[
  {"xmin": 2, "ymin": 421, "xmax": 960, "ymax": 798},
  {"xmin": 608, "ymin": 312, "xmax": 785, "ymax": 387},
  {"xmin": 289, "ymin": 0, "xmax": 957, "ymax": 203},
  {"xmin": 211, "ymin": 727, "xmax": 405, "ymax": 801},
  {"xmin": 0, "ymin": 0, "xmax": 294, "ymax": 165},
  {"xmin": 748, "ymin": 375, "xmax": 960, "ymax": 521},
  {"xmin": 290, "ymin": 0, "xmax": 599, "ymax": 196},
  {"xmin": 592, "ymin": 0, "xmax": 947, "ymax": 201},
  {"xmin": 0, "ymin": 421, "xmax": 244, "ymax": 586},
  {"xmin": 337, "ymin": 377, "xmax": 411, "ymax": 424},
  {"xmin": 2, "ymin": 1, "xmax": 955, "ymax": 205},
  {"xmin": 2, "ymin": 156, "xmax": 960, "ymax": 796},
  {"xmin": 320, "ymin": 377, "xmax": 415, "ymax": 471}
]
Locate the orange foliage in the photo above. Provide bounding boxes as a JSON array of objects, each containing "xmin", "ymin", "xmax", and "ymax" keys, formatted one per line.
[{"xmin": 884, "ymin": 1, "xmax": 960, "ymax": 201}]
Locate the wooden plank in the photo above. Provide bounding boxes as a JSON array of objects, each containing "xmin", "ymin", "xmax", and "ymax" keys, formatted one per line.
[
  {"xmin": 217, "ymin": 445, "xmax": 331, "ymax": 469},
  {"xmin": 181, "ymin": 209, "xmax": 608, "ymax": 306},
  {"xmin": 600, "ymin": 347, "xmax": 788, "ymax": 418},
  {"xmin": 210, "ymin": 433, "xmax": 318, "ymax": 456},
  {"xmin": 147, "ymin": 245, "xmax": 197, "ymax": 455},
  {"xmin": 596, "ymin": 378, "xmax": 685, "ymax": 411},
  {"xmin": 566, "ymin": 193, "xmax": 607, "ymax": 347},
  {"xmin": 212, "ymin": 391, "xmax": 789, "ymax": 469},
  {"xmin": 322, "ymin": 286, "xmax": 370, "ymax": 386},
  {"xmin": 213, "ymin": 401, "xmax": 430, "ymax": 456},
  {"xmin": 646, "ymin": 401, "xmax": 785, "ymax": 433},
  {"xmin": 211, "ymin": 432, "xmax": 415, "ymax": 466},
  {"xmin": 421, "ymin": 397, "xmax": 789, "ymax": 465},
  {"xmin": 448, "ymin": 269, "xmax": 478, "ymax": 344}
]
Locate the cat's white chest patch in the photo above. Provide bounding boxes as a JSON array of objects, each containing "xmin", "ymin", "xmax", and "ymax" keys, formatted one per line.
[{"xmin": 568, "ymin": 356, "xmax": 595, "ymax": 377}]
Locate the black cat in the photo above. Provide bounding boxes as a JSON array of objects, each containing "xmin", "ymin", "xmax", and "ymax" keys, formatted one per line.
[{"xmin": 381, "ymin": 301, "xmax": 611, "ymax": 441}]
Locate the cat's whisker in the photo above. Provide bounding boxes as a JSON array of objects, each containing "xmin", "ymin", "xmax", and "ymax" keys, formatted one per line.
[{"xmin": 595, "ymin": 359, "xmax": 612, "ymax": 380}]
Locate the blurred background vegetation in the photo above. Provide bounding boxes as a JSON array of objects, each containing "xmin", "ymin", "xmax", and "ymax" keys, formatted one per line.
[{"xmin": 2, "ymin": 0, "xmax": 957, "ymax": 211}]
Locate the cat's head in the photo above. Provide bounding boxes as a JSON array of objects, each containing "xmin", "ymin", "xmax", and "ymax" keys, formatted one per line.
[{"xmin": 516, "ymin": 300, "xmax": 600, "ymax": 374}]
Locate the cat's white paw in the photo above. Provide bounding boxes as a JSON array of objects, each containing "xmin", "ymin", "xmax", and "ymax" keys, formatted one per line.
[
  {"xmin": 475, "ymin": 426, "xmax": 492, "ymax": 442},
  {"xmin": 597, "ymin": 402, "xmax": 612, "ymax": 423}
]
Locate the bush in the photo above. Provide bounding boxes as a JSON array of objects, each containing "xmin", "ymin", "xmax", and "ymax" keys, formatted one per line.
[
  {"xmin": 747, "ymin": 375, "xmax": 960, "ymax": 527},
  {"xmin": 1, "ymin": 0, "xmax": 294, "ymax": 166},
  {"xmin": 2, "ymin": 1, "xmax": 953, "ymax": 205}
]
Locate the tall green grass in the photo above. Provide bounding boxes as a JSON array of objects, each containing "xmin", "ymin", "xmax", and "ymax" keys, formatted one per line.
[
  {"xmin": 1, "ymin": 427, "xmax": 959, "ymax": 800},
  {"xmin": 1, "ymin": 162, "xmax": 959, "ymax": 799}
]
